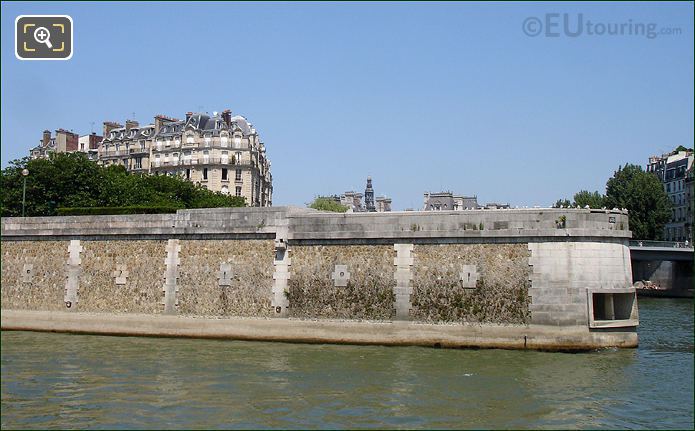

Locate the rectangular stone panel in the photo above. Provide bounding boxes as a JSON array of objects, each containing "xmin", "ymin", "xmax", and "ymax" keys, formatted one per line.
[
  {"xmin": 287, "ymin": 245, "xmax": 395, "ymax": 320},
  {"xmin": 411, "ymin": 244, "xmax": 531, "ymax": 324},
  {"xmin": 1, "ymin": 241, "xmax": 68, "ymax": 311},
  {"xmin": 79, "ymin": 240, "xmax": 167, "ymax": 313},
  {"xmin": 177, "ymin": 240, "xmax": 274, "ymax": 317}
]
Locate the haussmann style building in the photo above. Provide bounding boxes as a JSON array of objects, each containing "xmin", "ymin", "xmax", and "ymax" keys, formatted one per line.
[
  {"xmin": 647, "ymin": 149, "xmax": 694, "ymax": 242},
  {"xmin": 98, "ymin": 110, "xmax": 273, "ymax": 207}
]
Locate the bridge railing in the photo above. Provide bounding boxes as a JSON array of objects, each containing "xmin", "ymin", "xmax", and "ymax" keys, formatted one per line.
[{"xmin": 629, "ymin": 240, "xmax": 692, "ymax": 249}]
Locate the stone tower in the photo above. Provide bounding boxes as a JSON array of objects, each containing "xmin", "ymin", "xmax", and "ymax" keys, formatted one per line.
[{"xmin": 364, "ymin": 176, "xmax": 375, "ymax": 212}]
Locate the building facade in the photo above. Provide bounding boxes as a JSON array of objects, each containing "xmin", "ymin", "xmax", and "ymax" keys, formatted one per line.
[
  {"xmin": 647, "ymin": 150, "xmax": 694, "ymax": 242},
  {"xmin": 30, "ymin": 129, "xmax": 89, "ymax": 160},
  {"xmin": 98, "ymin": 109, "xmax": 273, "ymax": 207},
  {"xmin": 423, "ymin": 192, "xmax": 479, "ymax": 211},
  {"xmin": 333, "ymin": 177, "xmax": 391, "ymax": 212}
]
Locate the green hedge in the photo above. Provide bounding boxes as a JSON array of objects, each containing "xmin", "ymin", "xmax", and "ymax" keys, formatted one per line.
[{"xmin": 57, "ymin": 206, "xmax": 182, "ymax": 216}]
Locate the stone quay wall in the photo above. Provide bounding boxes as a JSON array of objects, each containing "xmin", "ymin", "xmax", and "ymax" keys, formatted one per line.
[{"xmin": 1, "ymin": 206, "xmax": 639, "ymax": 350}]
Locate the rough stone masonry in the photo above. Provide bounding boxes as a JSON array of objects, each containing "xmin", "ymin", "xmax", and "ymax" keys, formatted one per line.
[{"xmin": 0, "ymin": 206, "xmax": 639, "ymax": 350}]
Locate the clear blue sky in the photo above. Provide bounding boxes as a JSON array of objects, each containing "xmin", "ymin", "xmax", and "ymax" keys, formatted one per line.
[{"xmin": 2, "ymin": 1, "xmax": 693, "ymax": 209}]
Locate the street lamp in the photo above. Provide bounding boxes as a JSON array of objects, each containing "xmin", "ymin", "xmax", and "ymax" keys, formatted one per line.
[{"xmin": 21, "ymin": 168, "xmax": 29, "ymax": 217}]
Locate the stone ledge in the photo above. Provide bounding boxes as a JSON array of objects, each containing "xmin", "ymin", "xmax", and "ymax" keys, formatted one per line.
[{"xmin": 1, "ymin": 309, "xmax": 638, "ymax": 351}]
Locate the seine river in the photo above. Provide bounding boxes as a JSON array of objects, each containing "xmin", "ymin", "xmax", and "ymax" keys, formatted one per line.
[{"xmin": 2, "ymin": 298, "xmax": 693, "ymax": 429}]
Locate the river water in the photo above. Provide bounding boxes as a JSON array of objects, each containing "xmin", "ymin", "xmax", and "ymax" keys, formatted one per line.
[{"xmin": 2, "ymin": 298, "xmax": 693, "ymax": 429}]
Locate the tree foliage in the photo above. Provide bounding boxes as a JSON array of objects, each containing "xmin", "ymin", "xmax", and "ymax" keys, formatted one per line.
[
  {"xmin": 604, "ymin": 164, "xmax": 671, "ymax": 240},
  {"xmin": 308, "ymin": 196, "xmax": 349, "ymax": 213},
  {"xmin": 573, "ymin": 190, "xmax": 605, "ymax": 209},
  {"xmin": 552, "ymin": 190, "xmax": 604, "ymax": 209},
  {"xmin": 552, "ymin": 198, "xmax": 572, "ymax": 208},
  {"xmin": 1, "ymin": 153, "xmax": 245, "ymax": 217}
]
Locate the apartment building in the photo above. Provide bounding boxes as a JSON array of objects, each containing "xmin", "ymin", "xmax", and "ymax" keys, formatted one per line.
[
  {"xmin": 98, "ymin": 109, "xmax": 273, "ymax": 207},
  {"xmin": 647, "ymin": 149, "xmax": 694, "ymax": 242}
]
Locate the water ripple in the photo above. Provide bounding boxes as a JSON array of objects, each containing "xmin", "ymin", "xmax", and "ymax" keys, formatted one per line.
[{"xmin": 2, "ymin": 298, "xmax": 692, "ymax": 429}]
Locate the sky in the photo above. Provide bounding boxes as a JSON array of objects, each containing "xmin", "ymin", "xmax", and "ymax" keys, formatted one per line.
[{"xmin": 1, "ymin": 1, "xmax": 693, "ymax": 210}]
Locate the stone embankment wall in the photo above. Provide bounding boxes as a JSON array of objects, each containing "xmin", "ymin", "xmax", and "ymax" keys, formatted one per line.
[{"xmin": 1, "ymin": 207, "xmax": 639, "ymax": 349}]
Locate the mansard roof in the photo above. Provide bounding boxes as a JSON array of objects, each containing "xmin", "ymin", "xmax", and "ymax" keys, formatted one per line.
[{"xmin": 156, "ymin": 112, "xmax": 255, "ymax": 137}]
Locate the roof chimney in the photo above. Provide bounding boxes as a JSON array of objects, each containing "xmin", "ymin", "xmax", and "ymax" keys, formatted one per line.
[
  {"xmin": 222, "ymin": 109, "xmax": 232, "ymax": 127},
  {"xmin": 125, "ymin": 119, "xmax": 139, "ymax": 132},
  {"xmin": 154, "ymin": 114, "xmax": 176, "ymax": 134},
  {"xmin": 42, "ymin": 130, "xmax": 51, "ymax": 147},
  {"xmin": 103, "ymin": 121, "xmax": 123, "ymax": 137},
  {"xmin": 186, "ymin": 112, "xmax": 193, "ymax": 122}
]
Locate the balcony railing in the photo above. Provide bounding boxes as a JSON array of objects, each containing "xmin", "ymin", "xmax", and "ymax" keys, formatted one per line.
[
  {"xmin": 629, "ymin": 240, "xmax": 693, "ymax": 249},
  {"xmin": 151, "ymin": 158, "xmax": 254, "ymax": 168}
]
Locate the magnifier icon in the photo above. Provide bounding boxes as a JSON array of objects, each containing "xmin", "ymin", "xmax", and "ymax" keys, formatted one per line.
[{"xmin": 33, "ymin": 26, "xmax": 53, "ymax": 49}]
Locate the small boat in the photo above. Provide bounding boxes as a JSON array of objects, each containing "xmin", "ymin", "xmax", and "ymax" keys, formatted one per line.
[{"xmin": 634, "ymin": 281, "xmax": 693, "ymax": 298}]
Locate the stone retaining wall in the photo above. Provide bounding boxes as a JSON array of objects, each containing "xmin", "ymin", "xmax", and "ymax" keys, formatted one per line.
[
  {"xmin": 411, "ymin": 244, "xmax": 530, "ymax": 324},
  {"xmin": 1, "ymin": 207, "xmax": 639, "ymax": 350}
]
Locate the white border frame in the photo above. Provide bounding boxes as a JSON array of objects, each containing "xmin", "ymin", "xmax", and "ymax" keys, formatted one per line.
[
  {"xmin": 15, "ymin": 15, "xmax": 73, "ymax": 61},
  {"xmin": 586, "ymin": 287, "xmax": 639, "ymax": 328}
]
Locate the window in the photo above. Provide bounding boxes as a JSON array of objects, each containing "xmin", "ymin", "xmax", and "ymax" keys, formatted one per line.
[
  {"xmin": 235, "ymin": 186, "xmax": 242, "ymax": 197},
  {"xmin": 667, "ymin": 183, "xmax": 671, "ymax": 192},
  {"xmin": 135, "ymin": 157, "xmax": 142, "ymax": 169},
  {"xmin": 235, "ymin": 169, "xmax": 242, "ymax": 181},
  {"xmin": 221, "ymin": 151, "xmax": 228, "ymax": 164},
  {"xmin": 203, "ymin": 168, "xmax": 208, "ymax": 180},
  {"xmin": 222, "ymin": 168, "xmax": 228, "ymax": 181},
  {"xmin": 234, "ymin": 136, "xmax": 241, "ymax": 148},
  {"xmin": 186, "ymin": 169, "xmax": 191, "ymax": 180},
  {"xmin": 589, "ymin": 290, "xmax": 637, "ymax": 325},
  {"xmin": 236, "ymin": 152, "xmax": 242, "ymax": 164}
]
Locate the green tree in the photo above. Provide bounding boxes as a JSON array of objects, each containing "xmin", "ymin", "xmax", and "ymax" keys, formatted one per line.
[
  {"xmin": 674, "ymin": 145, "xmax": 692, "ymax": 152},
  {"xmin": 552, "ymin": 198, "xmax": 572, "ymax": 208},
  {"xmin": 1, "ymin": 153, "xmax": 245, "ymax": 217},
  {"xmin": 604, "ymin": 164, "xmax": 671, "ymax": 240},
  {"xmin": 308, "ymin": 196, "xmax": 349, "ymax": 212},
  {"xmin": 573, "ymin": 190, "xmax": 605, "ymax": 209}
]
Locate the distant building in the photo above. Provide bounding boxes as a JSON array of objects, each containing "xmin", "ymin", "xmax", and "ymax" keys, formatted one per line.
[
  {"xmin": 375, "ymin": 196, "xmax": 392, "ymax": 212},
  {"xmin": 337, "ymin": 191, "xmax": 363, "ymax": 212},
  {"xmin": 29, "ymin": 129, "xmax": 81, "ymax": 159},
  {"xmin": 364, "ymin": 176, "xmax": 376, "ymax": 212},
  {"xmin": 78, "ymin": 133, "xmax": 103, "ymax": 161},
  {"xmin": 334, "ymin": 177, "xmax": 391, "ymax": 212},
  {"xmin": 483, "ymin": 202, "xmax": 511, "ymax": 209},
  {"xmin": 98, "ymin": 109, "xmax": 273, "ymax": 207},
  {"xmin": 647, "ymin": 149, "xmax": 694, "ymax": 241},
  {"xmin": 423, "ymin": 191, "xmax": 479, "ymax": 211},
  {"xmin": 686, "ymin": 167, "xmax": 694, "ymax": 243}
]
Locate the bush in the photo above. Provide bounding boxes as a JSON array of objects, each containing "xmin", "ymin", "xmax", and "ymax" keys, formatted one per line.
[
  {"xmin": 308, "ymin": 196, "xmax": 349, "ymax": 213},
  {"xmin": 57, "ymin": 206, "xmax": 182, "ymax": 216}
]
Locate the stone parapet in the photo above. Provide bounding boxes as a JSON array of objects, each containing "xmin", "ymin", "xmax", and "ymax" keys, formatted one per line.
[{"xmin": 1, "ymin": 207, "xmax": 630, "ymax": 242}]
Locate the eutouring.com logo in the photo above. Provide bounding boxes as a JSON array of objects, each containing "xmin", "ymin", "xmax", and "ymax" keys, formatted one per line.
[{"xmin": 522, "ymin": 13, "xmax": 682, "ymax": 39}]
